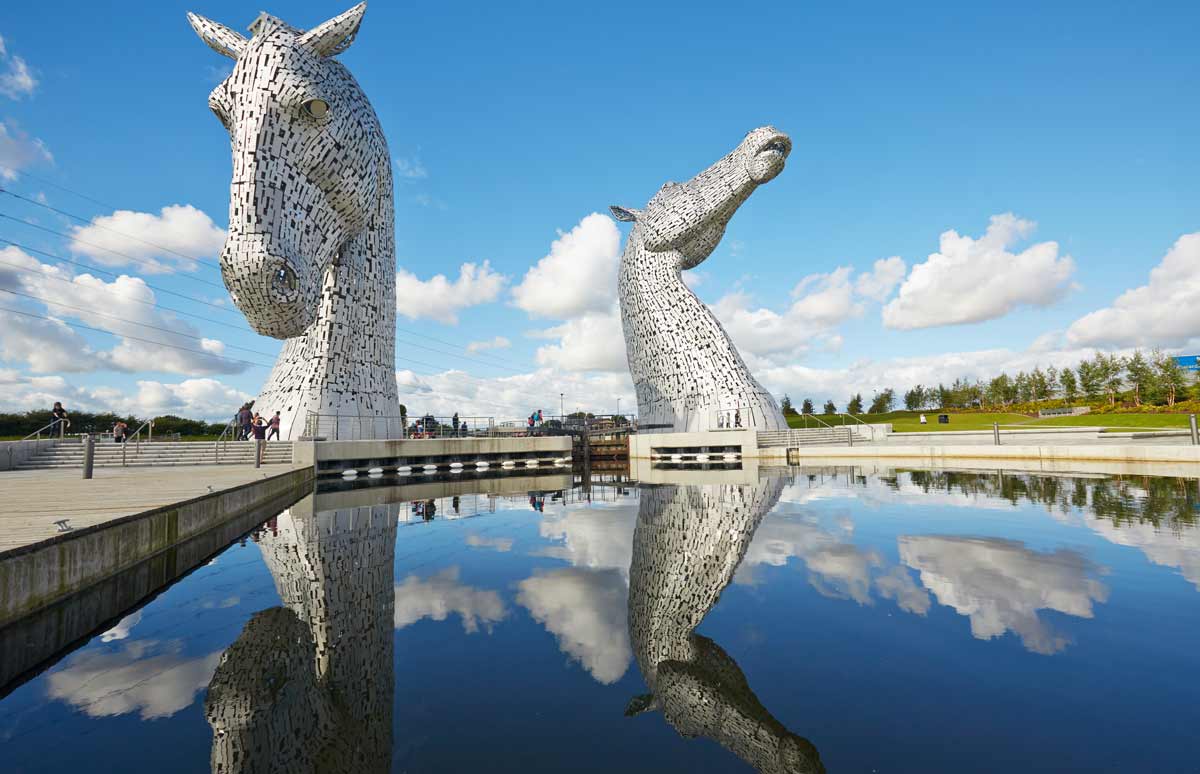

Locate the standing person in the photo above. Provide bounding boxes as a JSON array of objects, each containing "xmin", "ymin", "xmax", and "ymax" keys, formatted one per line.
[
  {"xmin": 734, "ymin": 409, "xmax": 742, "ymax": 428},
  {"xmin": 267, "ymin": 411, "xmax": 281, "ymax": 441},
  {"xmin": 252, "ymin": 414, "xmax": 267, "ymax": 441},
  {"xmin": 51, "ymin": 401, "xmax": 69, "ymax": 436},
  {"xmin": 527, "ymin": 414, "xmax": 535, "ymax": 433},
  {"xmin": 113, "ymin": 420, "xmax": 127, "ymax": 443},
  {"xmin": 919, "ymin": 413, "xmax": 927, "ymax": 425},
  {"xmin": 238, "ymin": 404, "xmax": 253, "ymax": 441},
  {"xmin": 536, "ymin": 409, "xmax": 543, "ymax": 425},
  {"xmin": 452, "ymin": 412, "xmax": 459, "ymax": 437}
]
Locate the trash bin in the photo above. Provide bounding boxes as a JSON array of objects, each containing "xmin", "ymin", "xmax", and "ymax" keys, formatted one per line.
[{"xmin": 937, "ymin": 414, "xmax": 950, "ymax": 424}]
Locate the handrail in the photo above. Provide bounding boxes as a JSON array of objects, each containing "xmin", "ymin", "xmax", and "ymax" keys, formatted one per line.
[
  {"xmin": 214, "ymin": 417, "xmax": 238, "ymax": 464},
  {"xmin": 123, "ymin": 418, "xmax": 154, "ymax": 466},
  {"xmin": 794, "ymin": 413, "xmax": 834, "ymax": 430},
  {"xmin": 22, "ymin": 418, "xmax": 69, "ymax": 441},
  {"xmin": 839, "ymin": 413, "xmax": 869, "ymax": 426}
]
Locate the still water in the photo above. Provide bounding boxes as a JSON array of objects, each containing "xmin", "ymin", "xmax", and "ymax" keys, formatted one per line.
[{"xmin": 2, "ymin": 465, "xmax": 1200, "ymax": 773}]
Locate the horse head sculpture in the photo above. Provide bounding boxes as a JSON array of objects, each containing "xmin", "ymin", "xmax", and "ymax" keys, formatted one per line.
[
  {"xmin": 189, "ymin": 3, "xmax": 399, "ymax": 439},
  {"xmin": 611, "ymin": 128, "xmax": 791, "ymax": 432}
]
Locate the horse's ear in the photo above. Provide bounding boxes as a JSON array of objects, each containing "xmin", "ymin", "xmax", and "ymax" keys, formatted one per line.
[
  {"xmin": 299, "ymin": 2, "xmax": 367, "ymax": 57},
  {"xmin": 610, "ymin": 206, "xmax": 640, "ymax": 223},
  {"xmin": 187, "ymin": 12, "xmax": 247, "ymax": 59}
]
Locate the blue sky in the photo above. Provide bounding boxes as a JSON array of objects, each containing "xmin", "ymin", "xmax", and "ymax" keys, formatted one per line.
[{"xmin": 0, "ymin": 1, "xmax": 1196, "ymax": 420}]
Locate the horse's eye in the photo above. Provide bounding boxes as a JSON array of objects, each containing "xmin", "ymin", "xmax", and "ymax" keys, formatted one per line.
[{"xmin": 302, "ymin": 98, "xmax": 329, "ymax": 119}]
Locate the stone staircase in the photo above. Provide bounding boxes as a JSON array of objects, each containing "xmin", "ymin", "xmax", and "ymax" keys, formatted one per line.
[
  {"xmin": 16, "ymin": 440, "xmax": 294, "ymax": 470},
  {"xmin": 757, "ymin": 427, "xmax": 872, "ymax": 448}
]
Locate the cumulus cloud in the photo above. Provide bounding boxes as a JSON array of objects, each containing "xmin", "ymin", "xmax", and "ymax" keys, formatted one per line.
[
  {"xmin": 394, "ymin": 155, "xmax": 428, "ymax": 180},
  {"xmin": 534, "ymin": 500, "xmax": 640, "ymax": 573},
  {"xmin": 0, "ymin": 246, "xmax": 250, "ymax": 375},
  {"xmin": 0, "ymin": 370, "xmax": 251, "ymax": 420},
  {"xmin": 465, "ymin": 335, "xmax": 511, "ymax": 354},
  {"xmin": 854, "ymin": 256, "xmax": 907, "ymax": 301},
  {"xmin": 395, "ymin": 261, "xmax": 506, "ymax": 324},
  {"xmin": 46, "ymin": 640, "xmax": 221, "ymax": 719},
  {"xmin": 713, "ymin": 267, "xmax": 864, "ymax": 358},
  {"xmin": 393, "ymin": 566, "xmax": 507, "ymax": 633},
  {"xmin": 0, "ymin": 34, "xmax": 36, "ymax": 99},
  {"xmin": 465, "ymin": 534, "xmax": 514, "ymax": 552},
  {"xmin": 882, "ymin": 214, "xmax": 1075, "ymax": 330},
  {"xmin": 394, "ymin": 367, "xmax": 634, "ymax": 421},
  {"xmin": 516, "ymin": 567, "xmax": 631, "ymax": 684},
  {"xmin": 69, "ymin": 204, "xmax": 226, "ymax": 274},
  {"xmin": 99, "ymin": 611, "xmax": 143, "ymax": 643},
  {"xmin": 0, "ymin": 119, "xmax": 51, "ymax": 180},
  {"xmin": 900, "ymin": 535, "xmax": 1109, "ymax": 654},
  {"xmin": 511, "ymin": 213, "xmax": 621, "ymax": 319},
  {"xmin": 1066, "ymin": 232, "xmax": 1200, "ymax": 348},
  {"xmin": 532, "ymin": 305, "xmax": 627, "ymax": 372}
]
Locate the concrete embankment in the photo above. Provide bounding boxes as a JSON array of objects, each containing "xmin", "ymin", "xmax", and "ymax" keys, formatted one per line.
[
  {"xmin": 296, "ymin": 436, "xmax": 573, "ymax": 475},
  {"xmin": 762, "ymin": 443, "xmax": 1200, "ymax": 467},
  {"xmin": 0, "ymin": 465, "xmax": 313, "ymax": 626}
]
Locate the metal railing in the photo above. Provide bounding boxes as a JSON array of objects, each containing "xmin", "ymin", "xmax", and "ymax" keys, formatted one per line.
[
  {"xmin": 122, "ymin": 419, "xmax": 154, "ymax": 466},
  {"xmin": 214, "ymin": 418, "xmax": 239, "ymax": 463},
  {"xmin": 22, "ymin": 418, "xmax": 69, "ymax": 441},
  {"xmin": 791, "ymin": 413, "xmax": 834, "ymax": 430},
  {"xmin": 302, "ymin": 413, "xmax": 496, "ymax": 441}
]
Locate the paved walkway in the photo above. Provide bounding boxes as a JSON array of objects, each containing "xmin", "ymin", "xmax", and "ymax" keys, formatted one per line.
[{"xmin": 0, "ymin": 463, "xmax": 305, "ymax": 553}]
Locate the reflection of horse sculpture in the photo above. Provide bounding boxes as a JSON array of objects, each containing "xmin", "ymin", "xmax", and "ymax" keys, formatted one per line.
[
  {"xmin": 610, "ymin": 128, "xmax": 791, "ymax": 432},
  {"xmin": 626, "ymin": 480, "xmax": 825, "ymax": 774},
  {"xmin": 204, "ymin": 495, "xmax": 399, "ymax": 773},
  {"xmin": 189, "ymin": 3, "xmax": 398, "ymax": 439}
]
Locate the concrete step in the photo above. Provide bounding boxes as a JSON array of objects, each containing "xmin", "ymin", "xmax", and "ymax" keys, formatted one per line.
[{"xmin": 15, "ymin": 460, "xmax": 293, "ymax": 469}]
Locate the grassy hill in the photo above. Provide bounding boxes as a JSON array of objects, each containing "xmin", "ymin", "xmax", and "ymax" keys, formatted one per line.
[{"xmin": 787, "ymin": 409, "xmax": 1192, "ymax": 433}]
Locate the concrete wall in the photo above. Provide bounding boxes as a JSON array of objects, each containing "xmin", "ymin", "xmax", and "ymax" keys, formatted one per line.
[
  {"xmin": 0, "ymin": 438, "xmax": 64, "ymax": 471},
  {"xmin": 630, "ymin": 429, "xmax": 756, "ymax": 459},
  {"xmin": 0, "ymin": 466, "xmax": 314, "ymax": 626},
  {"xmin": 761, "ymin": 443, "xmax": 1200, "ymax": 468}
]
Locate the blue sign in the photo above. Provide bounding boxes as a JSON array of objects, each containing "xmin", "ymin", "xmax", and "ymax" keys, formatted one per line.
[{"xmin": 1174, "ymin": 355, "xmax": 1200, "ymax": 371}]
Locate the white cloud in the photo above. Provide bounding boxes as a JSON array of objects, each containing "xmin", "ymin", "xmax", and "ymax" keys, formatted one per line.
[
  {"xmin": 99, "ymin": 611, "xmax": 143, "ymax": 643},
  {"xmin": 466, "ymin": 335, "xmax": 511, "ymax": 354},
  {"xmin": 0, "ymin": 246, "xmax": 251, "ymax": 375},
  {"xmin": 395, "ymin": 261, "xmax": 506, "ymax": 324},
  {"xmin": 0, "ymin": 119, "xmax": 51, "ymax": 180},
  {"xmin": 882, "ymin": 214, "xmax": 1076, "ymax": 330},
  {"xmin": 393, "ymin": 367, "xmax": 634, "ymax": 421},
  {"xmin": 1066, "ymin": 232, "xmax": 1200, "ymax": 348},
  {"xmin": 465, "ymin": 534, "xmax": 514, "ymax": 552},
  {"xmin": 0, "ymin": 34, "xmax": 36, "ymax": 99},
  {"xmin": 516, "ymin": 567, "xmax": 631, "ymax": 684},
  {"xmin": 854, "ymin": 256, "xmax": 907, "ymax": 301},
  {"xmin": 69, "ymin": 204, "xmax": 226, "ymax": 274},
  {"xmin": 0, "ymin": 370, "xmax": 251, "ymax": 420},
  {"xmin": 511, "ymin": 213, "xmax": 621, "ymax": 319},
  {"xmin": 394, "ymin": 155, "xmax": 428, "ymax": 180},
  {"xmin": 900, "ymin": 535, "xmax": 1108, "ymax": 654},
  {"xmin": 393, "ymin": 566, "xmax": 507, "ymax": 633},
  {"xmin": 713, "ymin": 267, "xmax": 864, "ymax": 358},
  {"xmin": 46, "ymin": 640, "xmax": 221, "ymax": 719},
  {"xmin": 532, "ymin": 305, "xmax": 627, "ymax": 372},
  {"xmin": 534, "ymin": 499, "xmax": 640, "ymax": 573},
  {"xmin": 396, "ymin": 369, "xmax": 433, "ymax": 394}
]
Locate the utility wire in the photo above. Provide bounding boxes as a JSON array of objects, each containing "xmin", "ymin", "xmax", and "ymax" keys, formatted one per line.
[
  {"xmin": 0, "ymin": 238, "xmax": 242, "ymax": 315},
  {"xmin": 0, "ymin": 305, "xmax": 270, "ymax": 370},
  {"xmin": 0, "ymin": 214, "xmax": 226, "ymax": 289},
  {"xmin": 0, "ymin": 288, "xmax": 279, "ymax": 359}
]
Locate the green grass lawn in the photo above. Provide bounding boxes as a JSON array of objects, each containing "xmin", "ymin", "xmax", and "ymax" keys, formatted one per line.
[{"xmin": 787, "ymin": 409, "xmax": 1193, "ymax": 433}]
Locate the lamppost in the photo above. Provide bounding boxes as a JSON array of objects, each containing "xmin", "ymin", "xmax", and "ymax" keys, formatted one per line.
[
  {"xmin": 617, "ymin": 397, "xmax": 621, "ymax": 418},
  {"xmin": 560, "ymin": 393, "xmax": 564, "ymax": 420}
]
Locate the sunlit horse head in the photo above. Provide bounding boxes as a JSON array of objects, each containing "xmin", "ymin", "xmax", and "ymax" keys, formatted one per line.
[
  {"xmin": 610, "ymin": 126, "xmax": 791, "ymax": 271},
  {"xmin": 189, "ymin": 3, "xmax": 388, "ymax": 339}
]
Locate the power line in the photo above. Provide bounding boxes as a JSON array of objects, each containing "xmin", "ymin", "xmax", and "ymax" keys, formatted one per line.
[
  {"xmin": 0, "ymin": 167, "xmax": 124, "ymax": 212},
  {"xmin": 0, "ymin": 288, "xmax": 279, "ymax": 359},
  {"xmin": 0, "ymin": 305, "xmax": 269, "ymax": 370},
  {"xmin": 0, "ymin": 238, "xmax": 242, "ymax": 315},
  {"xmin": 0, "ymin": 188, "xmax": 219, "ymax": 269},
  {"xmin": 0, "ymin": 214, "xmax": 226, "ymax": 289}
]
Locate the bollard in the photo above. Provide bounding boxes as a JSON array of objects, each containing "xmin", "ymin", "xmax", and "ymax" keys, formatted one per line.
[
  {"xmin": 993, "ymin": 422, "xmax": 1001, "ymax": 446},
  {"xmin": 847, "ymin": 425, "xmax": 853, "ymax": 447},
  {"xmin": 1191, "ymin": 415, "xmax": 1199, "ymax": 446},
  {"xmin": 255, "ymin": 438, "xmax": 264, "ymax": 468},
  {"xmin": 82, "ymin": 434, "xmax": 94, "ymax": 479}
]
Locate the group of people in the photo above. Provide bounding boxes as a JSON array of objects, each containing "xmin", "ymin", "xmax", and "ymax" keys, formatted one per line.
[
  {"xmin": 407, "ymin": 412, "xmax": 471, "ymax": 439},
  {"xmin": 235, "ymin": 404, "xmax": 281, "ymax": 441},
  {"xmin": 526, "ymin": 409, "xmax": 544, "ymax": 432},
  {"xmin": 716, "ymin": 408, "xmax": 743, "ymax": 429}
]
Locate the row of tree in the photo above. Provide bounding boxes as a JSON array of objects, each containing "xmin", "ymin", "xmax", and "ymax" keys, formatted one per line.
[
  {"xmin": 781, "ymin": 349, "xmax": 1195, "ymax": 417},
  {"xmin": 0, "ymin": 411, "xmax": 231, "ymax": 438}
]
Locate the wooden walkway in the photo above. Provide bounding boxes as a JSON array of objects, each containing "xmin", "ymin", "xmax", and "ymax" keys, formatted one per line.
[{"xmin": 0, "ymin": 463, "xmax": 306, "ymax": 553}]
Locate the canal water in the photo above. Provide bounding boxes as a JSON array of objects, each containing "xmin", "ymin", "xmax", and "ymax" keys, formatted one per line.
[{"xmin": 2, "ymin": 466, "xmax": 1199, "ymax": 773}]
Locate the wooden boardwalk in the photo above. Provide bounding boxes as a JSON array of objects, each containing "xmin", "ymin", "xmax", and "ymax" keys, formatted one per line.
[{"xmin": 0, "ymin": 463, "xmax": 306, "ymax": 554}]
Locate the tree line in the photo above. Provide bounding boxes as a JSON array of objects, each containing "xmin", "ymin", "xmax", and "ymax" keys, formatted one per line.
[
  {"xmin": 0, "ymin": 410, "xmax": 233, "ymax": 438},
  {"xmin": 781, "ymin": 349, "xmax": 1194, "ymax": 416}
]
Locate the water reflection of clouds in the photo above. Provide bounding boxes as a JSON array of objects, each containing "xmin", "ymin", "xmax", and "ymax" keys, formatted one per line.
[
  {"xmin": 899, "ymin": 536, "xmax": 1109, "ymax": 654},
  {"xmin": 99, "ymin": 610, "xmax": 142, "ymax": 642},
  {"xmin": 1088, "ymin": 519, "xmax": 1200, "ymax": 590},
  {"xmin": 393, "ymin": 567, "xmax": 507, "ymax": 633},
  {"xmin": 516, "ymin": 567, "xmax": 632, "ymax": 684},
  {"xmin": 46, "ymin": 639, "xmax": 220, "ymax": 719},
  {"xmin": 465, "ymin": 533, "xmax": 514, "ymax": 552}
]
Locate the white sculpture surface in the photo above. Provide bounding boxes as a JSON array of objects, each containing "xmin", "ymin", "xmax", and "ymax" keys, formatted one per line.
[
  {"xmin": 190, "ymin": 3, "xmax": 398, "ymax": 440},
  {"xmin": 626, "ymin": 479, "xmax": 825, "ymax": 773},
  {"xmin": 611, "ymin": 127, "xmax": 791, "ymax": 432}
]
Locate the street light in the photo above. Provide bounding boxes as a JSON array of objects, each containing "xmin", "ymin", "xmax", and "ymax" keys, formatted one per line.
[
  {"xmin": 617, "ymin": 397, "xmax": 621, "ymax": 417},
  {"xmin": 560, "ymin": 392, "xmax": 564, "ymax": 420}
]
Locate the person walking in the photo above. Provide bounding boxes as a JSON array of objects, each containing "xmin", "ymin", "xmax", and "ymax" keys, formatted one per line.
[
  {"xmin": 733, "ymin": 409, "xmax": 742, "ymax": 428},
  {"xmin": 238, "ymin": 404, "xmax": 253, "ymax": 441},
  {"xmin": 452, "ymin": 412, "xmax": 459, "ymax": 437},
  {"xmin": 113, "ymin": 420, "xmax": 128, "ymax": 443},
  {"xmin": 267, "ymin": 411, "xmax": 281, "ymax": 441}
]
